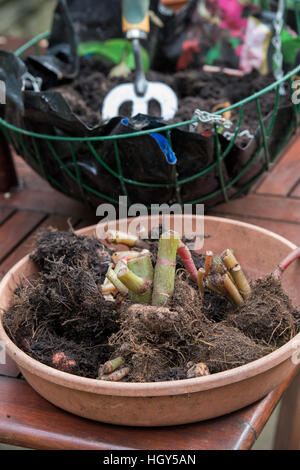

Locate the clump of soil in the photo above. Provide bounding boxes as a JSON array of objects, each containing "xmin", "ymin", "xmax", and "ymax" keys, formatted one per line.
[
  {"xmin": 4, "ymin": 258, "xmax": 120, "ymax": 377},
  {"xmin": 30, "ymin": 229, "xmax": 112, "ymax": 282},
  {"xmin": 110, "ymin": 276, "xmax": 208, "ymax": 382},
  {"xmin": 225, "ymin": 275, "xmax": 299, "ymax": 345},
  {"xmin": 2, "ymin": 229, "xmax": 300, "ymax": 382},
  {"xmin": 4, "ymin": 232, "xmax": 120, "ymax": 378},
  {"xmin": 200, "ymin": 323, "xmax": 273, "ymax": 374},
  {"xmin": 54, "ymin": 56, "xmax": 291, "ymax": 145},
  {"xmin": 110, "ymin": 275, "xmax": 272, "ymax": 382}
]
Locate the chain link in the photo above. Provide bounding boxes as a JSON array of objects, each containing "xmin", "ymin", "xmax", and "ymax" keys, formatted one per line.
[
  {"xmin": 190, "ymin": 109, "xmax": 233, "ymax": 131},
  {"xmin": 223, "ymin": 129, "xmax": 254, "ymax": 141},
  {"xmin": 190, "ymin": 109, "xmax": 254, "ymax": 142}
]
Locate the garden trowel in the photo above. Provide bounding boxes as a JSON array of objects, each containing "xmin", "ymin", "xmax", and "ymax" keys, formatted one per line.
[{"xmin": 102, "ymin": 0, "xmax": 178, "ymax": 121}]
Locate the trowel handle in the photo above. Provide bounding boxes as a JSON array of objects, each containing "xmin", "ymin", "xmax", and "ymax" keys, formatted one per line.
[{"xmin": 122, "ymin": 0, "xmax": 150, "ymax": 34}]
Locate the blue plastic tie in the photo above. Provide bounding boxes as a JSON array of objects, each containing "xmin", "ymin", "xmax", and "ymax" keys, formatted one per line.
[
  {"xmin": 150, "ymin": 133, "xmax": 177, "ymax": 165},
  {"xmin": 121, "ymin": 120, "xmax": 177, "ymax": 165}
]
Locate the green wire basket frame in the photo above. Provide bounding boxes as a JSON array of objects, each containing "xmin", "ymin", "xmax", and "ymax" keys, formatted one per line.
[{"xmin": 0, "ymin": 25, "xmax": 300, "ymax": 208}]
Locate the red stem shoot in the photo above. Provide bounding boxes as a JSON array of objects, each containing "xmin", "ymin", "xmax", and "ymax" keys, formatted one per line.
[
  {"xmin": 177, "ymin": 241, "xmax": 198, "ymax": 283},
  {"xmin": 273, "ymin": 247, "xmax": 300, "ymax": 280}
]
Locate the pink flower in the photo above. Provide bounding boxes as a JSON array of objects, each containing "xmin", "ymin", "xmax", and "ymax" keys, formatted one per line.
[
  {"xmin": 219, "ymin": 0, "xmax": 247, "ymax": 37},
  {"xmin": 209, "ymin": 0, "xmax": 247, "ymax": 38}
]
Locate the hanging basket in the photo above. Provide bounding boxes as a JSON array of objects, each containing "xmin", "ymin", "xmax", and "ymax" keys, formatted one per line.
[{"xmin": 0, "ymin": 25, "xmax": 299, "ymax": 209}]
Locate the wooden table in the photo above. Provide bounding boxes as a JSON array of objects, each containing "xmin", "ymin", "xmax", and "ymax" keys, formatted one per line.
[{"xmin": 0, "ymin": 137, "xmax": 299, "ymax": 449}]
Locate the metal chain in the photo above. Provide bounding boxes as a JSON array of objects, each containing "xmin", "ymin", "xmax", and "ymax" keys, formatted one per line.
[
  {"xmin": 190, "ymin": 109, "xmax": 254, "ymax": 142},
  {"xmin": 190, "ymin": 109, "xmax": 233, "ymax": 131},
  {"xmin": 272, "ymin": 0, "xmax": 286, "ymax": 95},
  {"xmin": 223, "ymin": 129, "xmax": 254, "ymax": 141},
  {"xmin": 191, "ymin": 3, "xmax": 287, "ymax": 139}
]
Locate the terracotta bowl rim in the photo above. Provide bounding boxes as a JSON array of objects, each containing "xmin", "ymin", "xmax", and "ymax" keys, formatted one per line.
[{"xmin": 0, "ymin": 215, "xmax": 299, "ymax": 398}]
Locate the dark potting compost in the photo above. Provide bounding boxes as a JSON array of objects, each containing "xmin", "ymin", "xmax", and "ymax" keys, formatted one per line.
[
  {"xmin": 54, "ymin": 56, "xmax": 291, "ymax": 144},
  {"xmin": 3, "ymin": 229, "xmax": 300, "ymax": 383}
]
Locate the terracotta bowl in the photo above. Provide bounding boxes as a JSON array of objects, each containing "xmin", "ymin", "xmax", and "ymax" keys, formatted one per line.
[{"xmin": 0, "ymin": 215, "xmax": 299, "ymax": 427}]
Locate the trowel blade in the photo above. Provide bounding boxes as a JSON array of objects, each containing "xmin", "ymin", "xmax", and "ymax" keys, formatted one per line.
[{"xmin": 102, "ymin": 82, "xmax": 178, "ymax": 121}]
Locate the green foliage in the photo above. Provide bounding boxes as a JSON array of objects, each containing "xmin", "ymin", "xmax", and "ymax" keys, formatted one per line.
[
  {"xmin": 249, "ymin": 0, "xmax": 299, "ymax": 11},
  {"xmin": 78, "ymin": 39, "xmax": 150, "ymax": 71},
  {"xmin": 281, "ymin": 29, "xmax": 300, "ymax": 64},
  {"xmin": 227, "ymin": 36, "xmax": 241, "ymax": 50},
  {"xmin": 205, "ymin": 41, "xmax": 222, "ymax": 65}
]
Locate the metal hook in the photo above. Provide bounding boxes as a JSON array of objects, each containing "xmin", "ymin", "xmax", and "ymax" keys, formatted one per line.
[{"xmin": 22, "ymin": 72, "xmax": 42, "ymax": 92}]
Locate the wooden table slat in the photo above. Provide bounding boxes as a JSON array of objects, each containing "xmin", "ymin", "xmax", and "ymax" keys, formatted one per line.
[
  {"xmin": 256, "ymin": 137, "xmax": 300, "ymax": 197},
  {"xmin": 212, "ymin": 194, "xmax": 300, "ymax": 224},
  {"xmin": 0, "ymin": 357, "xmax": 19, "ymax": 379},
  {"xmin": 0, "ymin": 208, "xmax": 14, "ymax": 226},
  {"xmin": 0, "ymin": 214, "xmax": 80, "ymax": 280},
  {"xmin": 291, "ymin": 181, "xmax": 300, "ymax": 199},
  {"xmin": 0, "ymin": 210, "xmax": 46, "ymax": 262},
  {"xmin": 0, "ymin": 154, "xmax": 95, "ymax": 218}
]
